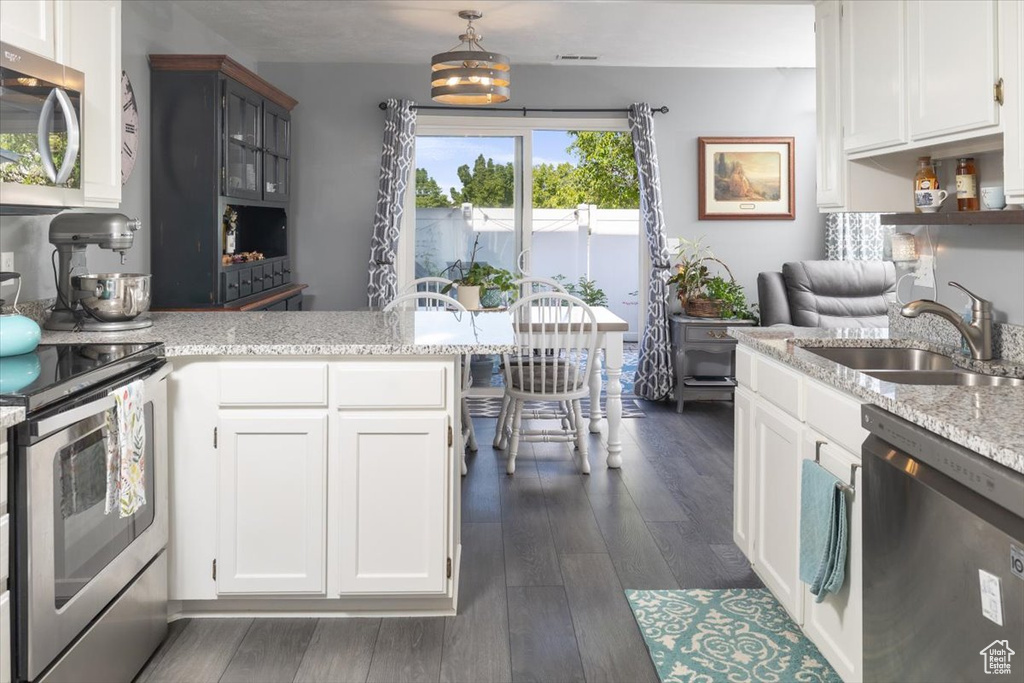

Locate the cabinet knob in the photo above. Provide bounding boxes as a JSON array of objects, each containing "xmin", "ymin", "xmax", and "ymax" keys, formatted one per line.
[
  {"xmin": 241, "ymin": 279, "xmax": 251, "ymax": 285},
  {"xmin": 228, "ymin": 283, "xmax": 238, "ymax": 290}
]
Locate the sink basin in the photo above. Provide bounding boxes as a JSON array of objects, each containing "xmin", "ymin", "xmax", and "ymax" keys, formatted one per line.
[
  {"xmin": 804, "ymin": 346, "xmax": 954, "ymax": 371},
  {"xmin": 863, "ymin": 370, "xmax": 1024, "ymax": 387}
]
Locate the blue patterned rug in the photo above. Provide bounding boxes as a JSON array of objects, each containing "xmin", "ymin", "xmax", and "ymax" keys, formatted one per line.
[{"xmin": 626, "ymin": 589, "xmax": 842, "ymax": 683}]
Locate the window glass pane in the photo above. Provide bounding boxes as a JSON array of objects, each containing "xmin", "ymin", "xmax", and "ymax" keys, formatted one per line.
[{"xmin": 413, "ymin": 136, "xmax": 518, "ymax": 280}]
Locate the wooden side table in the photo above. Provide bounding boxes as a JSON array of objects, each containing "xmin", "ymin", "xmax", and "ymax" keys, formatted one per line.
[{"xmin": 670, "ymin": 313, "xmax": 756, "ymax": 412}]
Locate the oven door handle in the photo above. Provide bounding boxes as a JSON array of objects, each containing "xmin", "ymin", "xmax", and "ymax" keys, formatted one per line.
[{"xmin": 30, "ymin": 363, "xmax": 172, "ymax": 437}]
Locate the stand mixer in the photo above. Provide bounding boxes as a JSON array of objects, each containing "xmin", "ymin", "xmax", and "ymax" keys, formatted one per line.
[{"xmin": 45, "ymin": 213, "xmax": 153, "ymax": 332}]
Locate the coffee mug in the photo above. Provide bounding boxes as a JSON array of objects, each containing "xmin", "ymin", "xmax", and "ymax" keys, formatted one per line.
[
  {"xmin": 915, "ymin": 188, "xmax": 948, "ymax": 213},
  {"xmin": 981, "ymin": 186, "xmax": 1006, "ymax": 210}
]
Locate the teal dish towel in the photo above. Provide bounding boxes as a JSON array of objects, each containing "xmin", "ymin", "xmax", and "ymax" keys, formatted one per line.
[{"xmin": 799, "ymin": 459, "xmax": 849, "ymax": 603}]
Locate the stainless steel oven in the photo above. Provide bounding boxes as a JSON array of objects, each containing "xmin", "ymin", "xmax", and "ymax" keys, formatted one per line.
[
  {"xmin": 0, "ymin": 41, "xmax": 84, "ymax": 211},
  {"xmin": 11, "ymin": 360, "xmax": 170, "ymax": 682}
]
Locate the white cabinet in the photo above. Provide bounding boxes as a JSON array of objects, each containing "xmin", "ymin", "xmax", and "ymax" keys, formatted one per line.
[
  {"xmin": 815, "ymin": 0, "xmax": 846, "ymax": 208},
  {"xmin": 841, "ymin": 0, "xmax": 907, "ymax": 153},
  {"xmin": 752, "ymin": 400, "xmax": 805, "ymax": 622},
  {"xmin": 0, "ymin": 591, "xmax": 9, "ymax": 683},
  {"xmin": 733, "ymin": 387, "xmax": 755, "ymax": 557},
  {"xmin": 0, "ymin": 0, "xmax": 57, "ymax": 59},
  {"xmin": 907, "ymin": 0, "xmax": 999, "ymax": 141},
  {"xmin": 337, "ymin": 412, "xmax": 450, "ymax": 595},
  {"xmin": 1002, "ymin": 0, "xmax": 1024, "ymax": 206},
  {"xmin": 801, "ymin": 432, "xmax": 863, "ymax": 683},
  {"xmin": 63, "ymin": 0, "xmax": 122, "ymax": 207},
  {"xmin": 217, "ymin": 412, "xmax": 328, "ymax": 594}
]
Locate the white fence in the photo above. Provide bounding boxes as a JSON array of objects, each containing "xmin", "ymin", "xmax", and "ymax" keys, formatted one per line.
[{"xmin": 415, "ymin": 206, "xmax": 641, "ymax": 338}]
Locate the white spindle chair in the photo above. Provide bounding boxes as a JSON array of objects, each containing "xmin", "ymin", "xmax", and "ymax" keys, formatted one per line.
[
  {"xmin": 401, "ymin": 277, "xmax": 454, "ymax": 295},
  {"xmin": 495, "ymin": 292, "xmax": 598, "ymax": 474},
  {"xmin": 512, "ymin": 276, "xmax": 568, "ymax": 296},
  {"xmin": 383, "ymin": 291, "xmax": 477, "ymax": 474}
]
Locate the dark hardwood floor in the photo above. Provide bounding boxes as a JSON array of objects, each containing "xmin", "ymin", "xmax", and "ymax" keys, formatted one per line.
[{"xmin": 136, "ymin": 400, "xmax": 761, "ymax": 683}]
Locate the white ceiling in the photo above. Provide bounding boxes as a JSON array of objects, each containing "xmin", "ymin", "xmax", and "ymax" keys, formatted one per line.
[{"xmin": 174, "ymin": 0, "xmax": 816, "ymax": 68}]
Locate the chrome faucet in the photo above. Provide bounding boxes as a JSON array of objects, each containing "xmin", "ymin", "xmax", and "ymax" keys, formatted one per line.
[{"xmin": 901, "ymin": 282, "xmax": 993, "ymax": 361}]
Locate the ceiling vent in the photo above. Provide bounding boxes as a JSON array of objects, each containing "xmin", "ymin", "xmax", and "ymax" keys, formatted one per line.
[{"xmin": 555, "ymin": 54, "xmax": 599, "ymax": 62}]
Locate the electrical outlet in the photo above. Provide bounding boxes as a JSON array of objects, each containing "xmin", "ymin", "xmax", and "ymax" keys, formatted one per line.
[
  {"xmin": 914, "ymin": 254, "xmax": 936, "ymax": 289},
  {"xmin": 0, "ymin": 251, "xmax": 12, "ymax": 273}
]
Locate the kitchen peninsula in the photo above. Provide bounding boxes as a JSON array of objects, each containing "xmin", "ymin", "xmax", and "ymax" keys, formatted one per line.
[{"xmin": 42, "ymin": 310, "xmax": 516, "ymax": 617}]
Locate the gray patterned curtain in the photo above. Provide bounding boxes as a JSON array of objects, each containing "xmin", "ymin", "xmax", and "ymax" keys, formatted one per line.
[
  {"xmin": 628, "ymin": 103, "xmax": 673, "ymax": 401},
  {"xmin": 825, "ymin": 212, "xmax": 891, "ymax": 261},
  {"xmin": 367, "ymin": 99, "xmax": 417, "ymax": 308}
]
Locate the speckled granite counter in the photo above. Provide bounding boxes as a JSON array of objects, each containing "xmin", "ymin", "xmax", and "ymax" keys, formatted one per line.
[
  {"xmin": 728, "ymin": 326, "xmax": 1024, "ymax": 475},
  {"xmin": 1, "ymin": 406, "xmax": 26, "ymax": 429},
  {"xmin": 39, "ymin": 310, "xmax": 517, "ymax": 356}
]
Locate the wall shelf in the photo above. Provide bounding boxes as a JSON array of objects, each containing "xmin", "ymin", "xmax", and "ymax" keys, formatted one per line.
[{"xmin": 880, "ymin": 209, "xmax": 1024, "ymax": 226}]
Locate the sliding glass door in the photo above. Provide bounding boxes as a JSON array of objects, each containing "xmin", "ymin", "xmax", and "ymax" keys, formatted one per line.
[{"xmin": 404, "ymin": 118, "xmax": 641, "ymax": 341}]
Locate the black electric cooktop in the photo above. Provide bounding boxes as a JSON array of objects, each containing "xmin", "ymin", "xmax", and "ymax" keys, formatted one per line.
[{"xmin": 0, "ymin": 342, "xmax": 165, "ymax": 412}]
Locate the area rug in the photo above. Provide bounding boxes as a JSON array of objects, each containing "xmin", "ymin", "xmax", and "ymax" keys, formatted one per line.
[
  {"xmin": 465, "ymin": 395, "xmax": 645, "ymax": 419},
  {"xmin": 626, "ymin": 589, "xmax": 842, "ymax": 683}
]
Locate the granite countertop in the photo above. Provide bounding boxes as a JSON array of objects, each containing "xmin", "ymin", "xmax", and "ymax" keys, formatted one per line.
[
  {"xmin": 40, "ymin": 310, "xmax": 517, "ymax": 357},
  {"xmin": 728, "ymin": 326, "xmax": 1024, "ymax": 475},
  {"xmin": 1, "ymin": 406, "xmax": 26, "ymax": 429}
]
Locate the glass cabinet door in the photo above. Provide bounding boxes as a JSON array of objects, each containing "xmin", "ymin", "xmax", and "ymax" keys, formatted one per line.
[
  {"xmin": 262, "ymin": 101, "xmax": 290, "ymax": 201},
  {"xmin": 223, "ymin": 81, "xmax": 262, "ymax": 200}
]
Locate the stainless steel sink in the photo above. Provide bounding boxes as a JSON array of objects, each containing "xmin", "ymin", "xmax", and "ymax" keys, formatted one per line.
[
  {"xmin": 804, "ymin": 346, "xmax": 954, "ymax": 371},
  {"xmin": 863, "ymin": 370, "xmax": 1024, "ymax": 387}
]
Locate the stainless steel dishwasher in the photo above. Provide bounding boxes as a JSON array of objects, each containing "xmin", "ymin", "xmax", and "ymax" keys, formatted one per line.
[{"xmin": 862, "ymin": 405, "xmax": 1024, "ymax": 682}]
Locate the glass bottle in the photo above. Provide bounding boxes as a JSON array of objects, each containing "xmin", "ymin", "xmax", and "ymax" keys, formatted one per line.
[
  {"xmin": 913, "ymin": 156, "xmax": 939, "ymax": 213},
  {"xmin": 223, "ymin": 207, "xmax": 238, "ymax": 255},
  {"xmin": 955, "ymin": 157, "xmax": 979, "ymax": 211}
]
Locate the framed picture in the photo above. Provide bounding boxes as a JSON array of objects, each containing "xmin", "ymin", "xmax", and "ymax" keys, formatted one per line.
[{"xmin": 698, "ymin": 137, "xmax": 795, "ymax": 220}]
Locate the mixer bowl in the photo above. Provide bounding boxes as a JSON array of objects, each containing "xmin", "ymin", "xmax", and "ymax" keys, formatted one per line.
[{"xmin": 72, "ymin": 273, "xmax": 152, "ymax": 322}]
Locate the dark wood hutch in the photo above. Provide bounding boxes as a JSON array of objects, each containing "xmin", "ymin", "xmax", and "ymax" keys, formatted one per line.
[{"xmin": 149, "ymin": 55, "xmax": 305, "ymax": 311}]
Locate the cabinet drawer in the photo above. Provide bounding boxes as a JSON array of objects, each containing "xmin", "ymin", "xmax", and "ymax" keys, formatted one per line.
[
  {"xmin": 272, "ymin": 259, "xmax": 284, "ymax": 288},
  {"xmin": 685, "ymin": 325, "xmax": 733, "ymax": 344},
  {"xmin": 755, "ymin": 356, "xmax": 803, "ymax": 419},
  {"xmin": 335, "ymin": 363, "xmax": 448, "ymax": 410},
  {"xmin": 238, "ymin": 267, "xmax": 254, "ymax": 298},
  {"xmin": 736, "ymin": 346, "xmax": 755, "ymax": 390},
  {"xmin": 251, "ymin": 264, "xmax": 265, "ymax": 294},
  {"xmin": 0, "ymin": 514, "xmax": 8, "ymax": 583},
  {"xmin": 222, "ymin": 270, "xmax": 240, "ymax": 302},
  {"xmin": 805, "ymin": 379, "xmax": 866, "ymax": 455},
  {"xmin": 220, "ymin": 363, "xmax": 328, "ymax": 406},
  {"xmin": 282, "ymin": 259, "xmax": 292, "ymax": 284}
]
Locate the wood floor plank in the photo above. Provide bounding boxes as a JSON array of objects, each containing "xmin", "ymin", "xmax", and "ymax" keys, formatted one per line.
[
  {"xmin": 538, "ymin": 471, "xmax": 608, "ymax": 555},
  {"xmin": 440, "ymin": 523, "xmax": 512, "ymax": 683},
  {"xmin": 366, "ymin": 618, "xmax": 446, "ymax": 683},
  {"xmin": 711, "ymin": 543, "xmax": 764, "ymax": 589},
  {"xmin": 559, "ymin": 553, "xmax": 658, "ymax": 683},
  {"xmin": 220, "ymin": 618, "xmax": 316, "ymax": 683},
  {"xmin": 507, "ymin": 586, "xmax": 585, "ymax": 683},
  {"xmin": 500, "ymin": 476, "xmax": 563, "ymax": 586},
  {"xmin": 648, "ymin": 521, "xmax": 736, "ymax": 589},
  {"xmin": 461, "ymin": 466, "xmax": 501, "ymax": 523},
  {"xmin": 146, "ymin": 618, "xmax": 252, "ymax": 683},
  {"xmin": 587, "ymin": 495, "xmax": 680, "ymax": 591},
  {"xmin": 293, "ymin": 618, "xmax": 381, "ymax": 683},
  {"xmin": 135, "ymin": 618, "xmax": 190, "ymax": 683}
]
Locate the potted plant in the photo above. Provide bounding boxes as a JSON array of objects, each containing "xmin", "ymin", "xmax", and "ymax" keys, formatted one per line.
[
  {"xmin": 668, "ymin": 237, "xmax": 757, "ymax": 321},
  {"xmin": 440, "ymin": 237, "xmax": 517, "ymax": 310}
]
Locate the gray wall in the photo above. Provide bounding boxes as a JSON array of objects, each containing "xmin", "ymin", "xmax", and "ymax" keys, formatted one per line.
[
  {"xmin": 256, "ymin": 62, "xmax": 825, "ymax": 311},
  {"xmin": 0, "ymin": 0, "xmax": 256, "ymax": 302}
]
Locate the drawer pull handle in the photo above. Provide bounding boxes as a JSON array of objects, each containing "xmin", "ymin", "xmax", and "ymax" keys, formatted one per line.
[{"xmin": 706, "ymin": 330, "xmax": 728, "ymax": 339}]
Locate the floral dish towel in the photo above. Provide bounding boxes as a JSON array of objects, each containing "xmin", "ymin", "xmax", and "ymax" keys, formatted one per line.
[{"xmin": 104, "ymin": 379, "xmax": 147, "ymax": 517}]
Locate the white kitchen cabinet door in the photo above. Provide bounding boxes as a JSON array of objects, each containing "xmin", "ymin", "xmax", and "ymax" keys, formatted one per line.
[
  {"xmin": 801, "ymin": 432, "xmax": 863, "ymax": 683},
  {"xmin": 1002, "ymin": 0, "xmax": 1024, "ymax": 206},
  {"xmin": 752, "ymin": 400, "xmax": 805, "ymax": 623},
  {"xmin": 908, "ymin": 0, "xmax": 999, "ymax": 141},
  {"xmin": 0, "ymin": 0, "xmax": 57, "ymax": 59},
  {"xmin": 733, "ymin": 387, "xmax": 756, "ymax": 559},
  {"xmin": 337, "ymin": 412, "xmax": 449, "ymax": 595},
  {"xmin": 815, "ymin": 0, "xmax": 846, "ymax": 209},
  {"xmin": 217, "ymin": 412, "xmax": 327, "ymax": 595},
  {"xmin": 63, "ymin": 0, "xmax": 121, "ymax": 207},
  {"xmin": 0, "ymin": 591, "xmax": 10, "ymax": 683},
  {"xmin": 841, "ymin": 0, "xmax": 908, "ymax": 153}
]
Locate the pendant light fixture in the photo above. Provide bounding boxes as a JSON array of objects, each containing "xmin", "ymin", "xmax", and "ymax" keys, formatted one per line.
[{"xmin": 431, "ymin": 10, "xmax": 510, "ymax": 105}]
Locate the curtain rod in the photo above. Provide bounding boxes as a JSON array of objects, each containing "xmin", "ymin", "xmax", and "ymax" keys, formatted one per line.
[{"xmin": 377, "ymin": 102, "xmax": 669, "ymax": 115}]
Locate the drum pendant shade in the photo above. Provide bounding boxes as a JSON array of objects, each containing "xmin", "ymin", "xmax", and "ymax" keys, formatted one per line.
[{"xmin": 430, "ymin": 11, "xmax": 511, "ymax": 105}]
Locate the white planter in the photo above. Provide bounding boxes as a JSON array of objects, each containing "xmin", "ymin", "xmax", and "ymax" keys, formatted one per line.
[{"xmin": 456, "ymin": 285, "xmax": 480, "ymax": 310}]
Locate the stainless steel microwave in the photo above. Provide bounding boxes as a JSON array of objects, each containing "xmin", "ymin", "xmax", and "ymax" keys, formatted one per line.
[{"xmin": 0, "ymin": 42, "xmax": 85, "ymax": 211}]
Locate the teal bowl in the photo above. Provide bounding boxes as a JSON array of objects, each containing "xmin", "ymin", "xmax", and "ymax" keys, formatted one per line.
[
  {"xmin": 0, "ymin": 314, "xmax": 42, "ymax": 357},
  {"xmin": 0, "ymin": 351, "xmax": 41, "ymax": 393}
]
